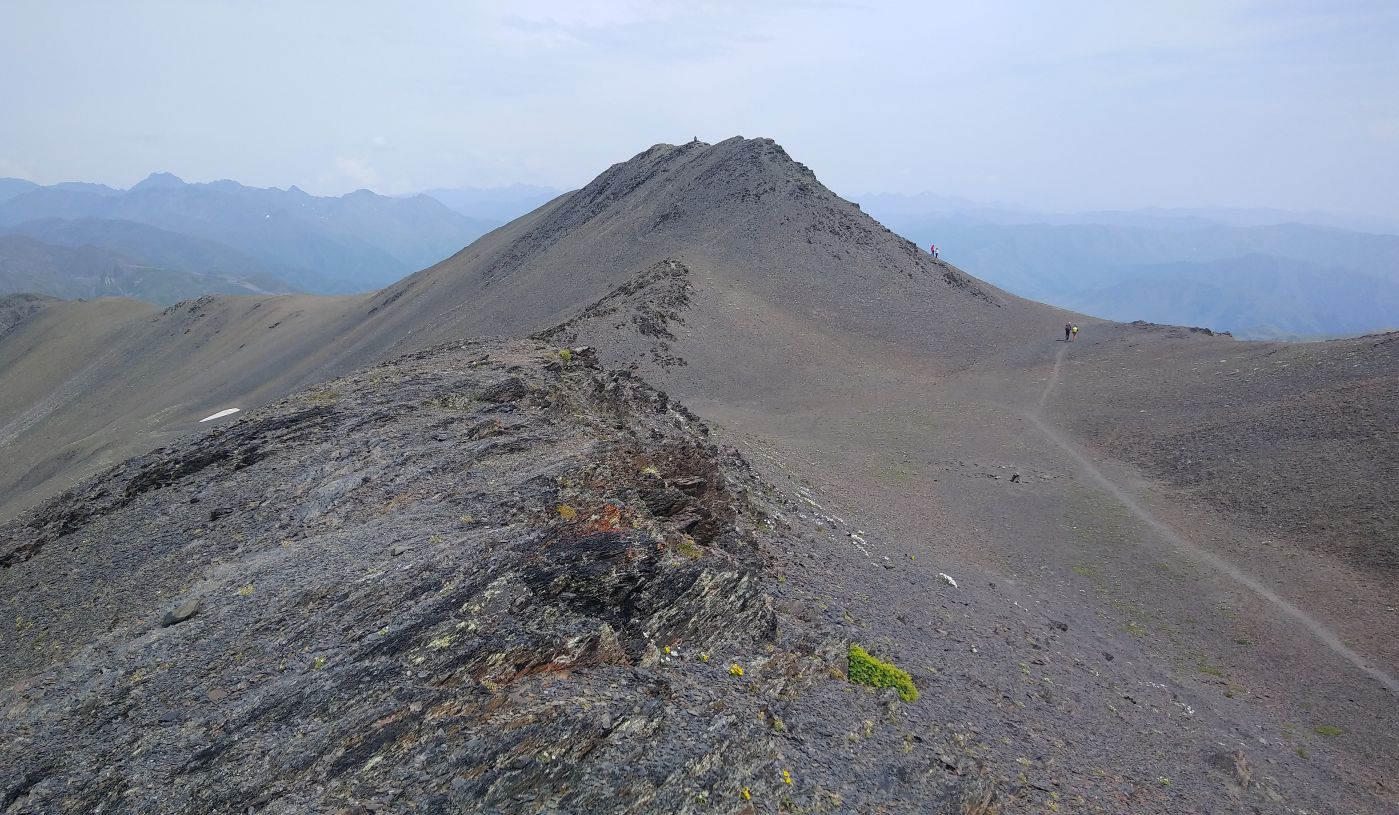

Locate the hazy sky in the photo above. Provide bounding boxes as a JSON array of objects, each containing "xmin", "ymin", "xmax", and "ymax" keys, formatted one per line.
[{"xmin": 3, "ymin": 1, "xmax": 1397, "ymax": 216}]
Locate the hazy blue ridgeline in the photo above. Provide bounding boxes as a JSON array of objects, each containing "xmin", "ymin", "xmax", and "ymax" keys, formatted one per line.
[{"xmin": 861, "ymin": 197, "xmax": 1399, "ymax": 339}]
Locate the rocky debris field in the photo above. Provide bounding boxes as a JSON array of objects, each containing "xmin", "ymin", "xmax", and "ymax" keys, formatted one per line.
[{"xmin": 1, "ymin": 340, "xmax": 1001, "ymax": 814}]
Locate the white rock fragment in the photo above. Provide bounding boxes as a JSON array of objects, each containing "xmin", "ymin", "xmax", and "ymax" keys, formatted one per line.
[
  {"xmin": 938, "ymin": 573, "xmax": 958, "ymax": 588},
  {"xmin": 199, "ymin": 408, "xmax": 241, "ymax": 422}
]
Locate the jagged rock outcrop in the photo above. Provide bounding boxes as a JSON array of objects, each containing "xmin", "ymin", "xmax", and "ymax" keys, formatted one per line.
[
  {"xmin": 534, "ymin": 258, "xmax": 694, "ymax": 369},
  {"xmin": 0, "ymin": 340, "xmax": 994, "ymax": 814}
]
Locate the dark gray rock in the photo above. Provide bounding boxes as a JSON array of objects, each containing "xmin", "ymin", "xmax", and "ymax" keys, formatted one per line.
[
  {"xmin": 160, "ymin": 598, "xmax": 202, "ymax": 627},
  {"xmin": 0, "ymin": 339, "xmax": 985, "ymax": 814},
  {"xmin": 477, "ymin": 376, "xmax": 527, "ymax": 403}
]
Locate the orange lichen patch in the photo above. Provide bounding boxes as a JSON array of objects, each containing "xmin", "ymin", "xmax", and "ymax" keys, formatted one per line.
[{"xmin": 581, "ymin": 503, "xmax": 635, "ymax": 533}]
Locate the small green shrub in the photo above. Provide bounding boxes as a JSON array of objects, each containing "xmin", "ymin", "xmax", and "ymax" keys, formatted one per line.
[
  {"xmin": 1313, "ymin": 724, "xmax": 1344, "ymax": 737},
  {"xmin": 848, "ymin": 645, "xmax": 918, "ymax": 701},
  {"xmin": 675, "ymin": 535, "xmax": 701, "ymax": 558},
  {"xmin": 558, "ymin": 348, "xmax": 573, "ymax": 362},
  {"xmin": 1196, "ymin": 659, "xmax": 1225, "ymax": 677}
]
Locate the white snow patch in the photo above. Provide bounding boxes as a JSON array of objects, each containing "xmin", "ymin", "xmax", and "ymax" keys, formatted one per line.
[{"xmin": 199, "ymin": 408, "xmax": 241, "ymax": 423}]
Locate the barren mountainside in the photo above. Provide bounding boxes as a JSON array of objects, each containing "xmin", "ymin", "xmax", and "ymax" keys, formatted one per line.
[{"xmin": 2, "ymin": 138, "xmax": 1396, "ymax": 814}]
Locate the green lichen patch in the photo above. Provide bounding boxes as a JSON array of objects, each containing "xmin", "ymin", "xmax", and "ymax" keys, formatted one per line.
[{"xmin": 847, "ymin": 645, "xmax": 918, "ymax": 702}]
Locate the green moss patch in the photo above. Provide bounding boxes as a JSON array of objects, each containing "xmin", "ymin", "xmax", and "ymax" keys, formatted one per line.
[{"xmin": 847, "ymin": 645, "xmax": 918, "ymax": 702}]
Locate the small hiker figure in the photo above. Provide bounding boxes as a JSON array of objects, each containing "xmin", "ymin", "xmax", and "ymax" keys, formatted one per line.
[
  {"xmin": 929, "ymin": 243, "xmax": 939, "ymax": 258},
  {"xmin": 1071, "ymin": 324, "xmax": 1079, "ymax": 341},
  {"xmin": 1064, "ymin": 323, "xmax": 1072, "ymax": 342}
]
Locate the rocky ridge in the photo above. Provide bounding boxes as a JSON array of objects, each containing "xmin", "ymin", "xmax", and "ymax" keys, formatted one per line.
[{"xmin": 0, "ymin": 340, "xmax": 998, "ymax": 814}]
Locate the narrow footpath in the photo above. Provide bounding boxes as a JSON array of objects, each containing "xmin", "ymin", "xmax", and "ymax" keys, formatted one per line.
[{"xmin": 1028, "ymin": 343, "xmax": 1399, "ymax": 696}]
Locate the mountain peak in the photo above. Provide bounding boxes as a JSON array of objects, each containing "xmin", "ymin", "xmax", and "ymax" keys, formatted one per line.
[{"xmin": 131, "ymin": 172, "xmax": 186, "ymax": 191}]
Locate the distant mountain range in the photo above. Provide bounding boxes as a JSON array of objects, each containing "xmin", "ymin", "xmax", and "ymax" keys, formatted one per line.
[
  {"xmin": 0, "ymin": 173, "xmax": 501, "ymax": 302},
  {"xmin": 857, "ymin": 195, "xmax": 1399, "ymax": 339},
  {"xmin": 5, "ymin": 169, "xmax": 1394, "ymax": 340}
]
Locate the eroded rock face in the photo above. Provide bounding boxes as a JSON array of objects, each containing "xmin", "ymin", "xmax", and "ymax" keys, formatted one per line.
[
  {"xmin": 1, "ymin": 340, "xmax": 1017, "ymax": 814},
  {"xmin": 0, "ymin": 341, "xmax": 806, "ymax": 813}
]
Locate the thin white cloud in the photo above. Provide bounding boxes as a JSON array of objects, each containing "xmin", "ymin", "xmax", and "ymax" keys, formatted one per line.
[
  {"xmin": 0, "ymin": 0, "xmax": 1395, "ymax": 216},
  {"xmin": 332, "ymin": 157, "xmax": 380, "ymax": 190}
]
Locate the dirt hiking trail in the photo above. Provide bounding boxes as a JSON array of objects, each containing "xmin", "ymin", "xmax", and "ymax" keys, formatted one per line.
[{"xmin": 1031, "ymin": 343, "xmax": 1399, "ymax": 697}]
